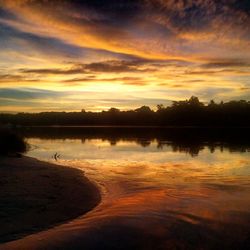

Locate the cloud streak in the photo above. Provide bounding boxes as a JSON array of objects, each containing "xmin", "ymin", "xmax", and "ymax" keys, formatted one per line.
[{"xmin": 2, "ymin": 0, "xmax": 249, "ymax": 61}]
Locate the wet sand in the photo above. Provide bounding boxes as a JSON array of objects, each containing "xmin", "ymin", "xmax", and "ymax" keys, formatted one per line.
[{"xmin": 0, "ymin": 156, "xmax": 101, "ymax": 243}]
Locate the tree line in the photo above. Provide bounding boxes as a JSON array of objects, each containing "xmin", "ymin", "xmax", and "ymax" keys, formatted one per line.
[{"xmin": 1, "ymin": 97, "xmax": 250, "ymax": 127}]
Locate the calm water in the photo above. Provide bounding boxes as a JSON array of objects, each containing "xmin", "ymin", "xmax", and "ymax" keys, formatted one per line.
[{"xmin": 23, "ymin": 127, "xmax": 250, "ymax": 249}]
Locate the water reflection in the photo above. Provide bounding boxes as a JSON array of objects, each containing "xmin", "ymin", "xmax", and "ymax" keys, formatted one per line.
[
  {"xmin": 13, "ymin": 127, "xmax": 250, "ymax": 249},
  {"xmin": 18, "ymin": 126, "xmax": 250, "ymax": 156}
]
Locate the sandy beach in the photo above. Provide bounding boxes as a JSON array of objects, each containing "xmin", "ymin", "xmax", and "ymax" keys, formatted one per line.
[{"xmin": 0, "ymin": 156, "xmax": 101, "ymax": 243}]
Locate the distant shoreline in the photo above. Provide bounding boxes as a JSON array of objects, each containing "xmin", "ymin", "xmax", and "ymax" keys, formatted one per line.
[
  {"xmin": 7, "ymin": 125, "xmax": 250, "ymax": 128},
  {"xmin": 0, "ymin": 156, "xmax": 101, "ymax": 244},
  {"xmin": 1, "ymin": 97, "xmax": 250, "ymax": 127}
]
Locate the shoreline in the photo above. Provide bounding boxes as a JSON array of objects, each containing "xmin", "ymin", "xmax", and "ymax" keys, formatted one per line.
[{"xmin": 0, "ymin": 156, "xmax": 101, "ymax": 244}]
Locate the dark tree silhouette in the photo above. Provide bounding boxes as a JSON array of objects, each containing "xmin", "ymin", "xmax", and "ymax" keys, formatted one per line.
[
  {"xmin": 0, "ymin": 129, "xmax": 27, "ymax": 156},
  {"xmin": 0, "ymin": 96, "xmax": 250, "ymax": 127}
]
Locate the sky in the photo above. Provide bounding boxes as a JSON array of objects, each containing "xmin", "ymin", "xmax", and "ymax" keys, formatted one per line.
[{"xmin": 0, "ymin": 0, "xmax": 249, "ymax": 112}]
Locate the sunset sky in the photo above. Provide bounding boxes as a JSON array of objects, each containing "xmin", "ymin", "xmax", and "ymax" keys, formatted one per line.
[{"xmin": 0, "ymin": 0, "xmax": 249, "ymax": 112}]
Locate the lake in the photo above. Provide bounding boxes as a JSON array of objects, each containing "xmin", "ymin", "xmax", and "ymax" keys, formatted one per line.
[{"xmin": 21, "ymin": 127, "xmax": 250, "ymax": 249}]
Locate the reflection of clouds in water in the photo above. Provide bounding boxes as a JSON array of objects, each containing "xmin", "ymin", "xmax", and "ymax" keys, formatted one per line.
[
  {"xmin": 21, "ymin": 137, "xmax": 250, "ymax": 249},
  {"xmin": 26, "ymin": 137, "xmax": 250, "ymax": 196},
  {"xmin": 27, "ymin": 137, "xmax": 250, "ymax": 203},
  {"xmin": 27, "ymin": 138, "xmax": 250, "ymax": 197},
  {"xmin": 27, "ymin": 138, "xmax": 250, "ymax": 174}
]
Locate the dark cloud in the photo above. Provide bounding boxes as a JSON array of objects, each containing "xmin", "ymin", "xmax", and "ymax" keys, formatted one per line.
[
  {"xmin": 0, "ymin": 22, "xmax": 87, "ymax": 58},
  {"xmin": 184, "ymin": 70, "xmax": 221, "ymax": 76},
  {"xmin": 81, "ymin": 0, "xmax": 140, "ymax": 13},
  {"xmin": 21, "ymin": 60, "xmax": 157, "ymax": 75},
  {"xmin": 240, "ymin": 87, "xmax": 250, "ymax": 90},
  {"xmin": 1, "ymin": 0, "xmax": 249, "ymax": 62},
  {"xmin": 228, "ymin": 0, "xmax": 250, "ymax": 13},
  {"xmin": 146, "ymin": 0, "xmax": 214, "ymax": 30},
  {"xmin": 109, "ymin": 76, "xmax": 142, "ymax": 81},
  {"xmin": 23, "ymin": 0, "xmax": 142, "ymax": 17},
  {"xmin": 84, "ymin": 61, "xmax": 133, "ymax": 73},
  {"xmin": 0, "ymin": 74, "xmax": 26, "ymax": 81},
  {"xmin": 0, "ymin": 88, "xmax": 63, "ymax": 100},
  {"xmin": 146, "ymin": 0, "xmax": 250, "ymax": 30},
  {"xmin": 184, "ymin": 68, "xmax": 250, "ymax": 76},
  {"xmin": 201, "ymin": 60, "xmax": 250, "ymax": 69},
  {"xmin": 58, "ymin": 0, "xmax": 143, "ymax": 23},
  {"xmin": 37, "ymin": 0, "xmax": 249, "ymax": 31},
  {"xmin": 62, "ymin": 76, "xmax": 147, "ymax": 86},
  {"xmin": 21, "ymin": 68, "xmax": 87, "ymax": 75},
  {"xmin": 0, "ymin": 7, "xmax": 18, "ymax": 21},
  {"xmin": 83, "ymin": 60, "xmax": 150, "ymax": 73},
  {"xmin": 0, "ymin": 20, "xmax": 138, "ymax": 62},
  {"xmin": 0, "ymin": 74, "xmax": 39, "ymax": 82},
  {"xmin": 170, "ymin": 84, "xmax": 185, "ymax": 88},
  {"xmin": 0, "ymin": 98, "xmax": 42, "ymax": 107},
  {"xmin": 62, "ymin": 76, "xmax": 96, "ymax": 83}
]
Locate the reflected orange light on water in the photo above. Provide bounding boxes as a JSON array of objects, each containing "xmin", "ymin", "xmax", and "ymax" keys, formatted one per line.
[
  {"xmin": 2, "ymin": 137, "xmax": 249, "ymax": 249},
  {"xmin": 27, "ymin": 138, "xmax": 250, "ymax": 203}
]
